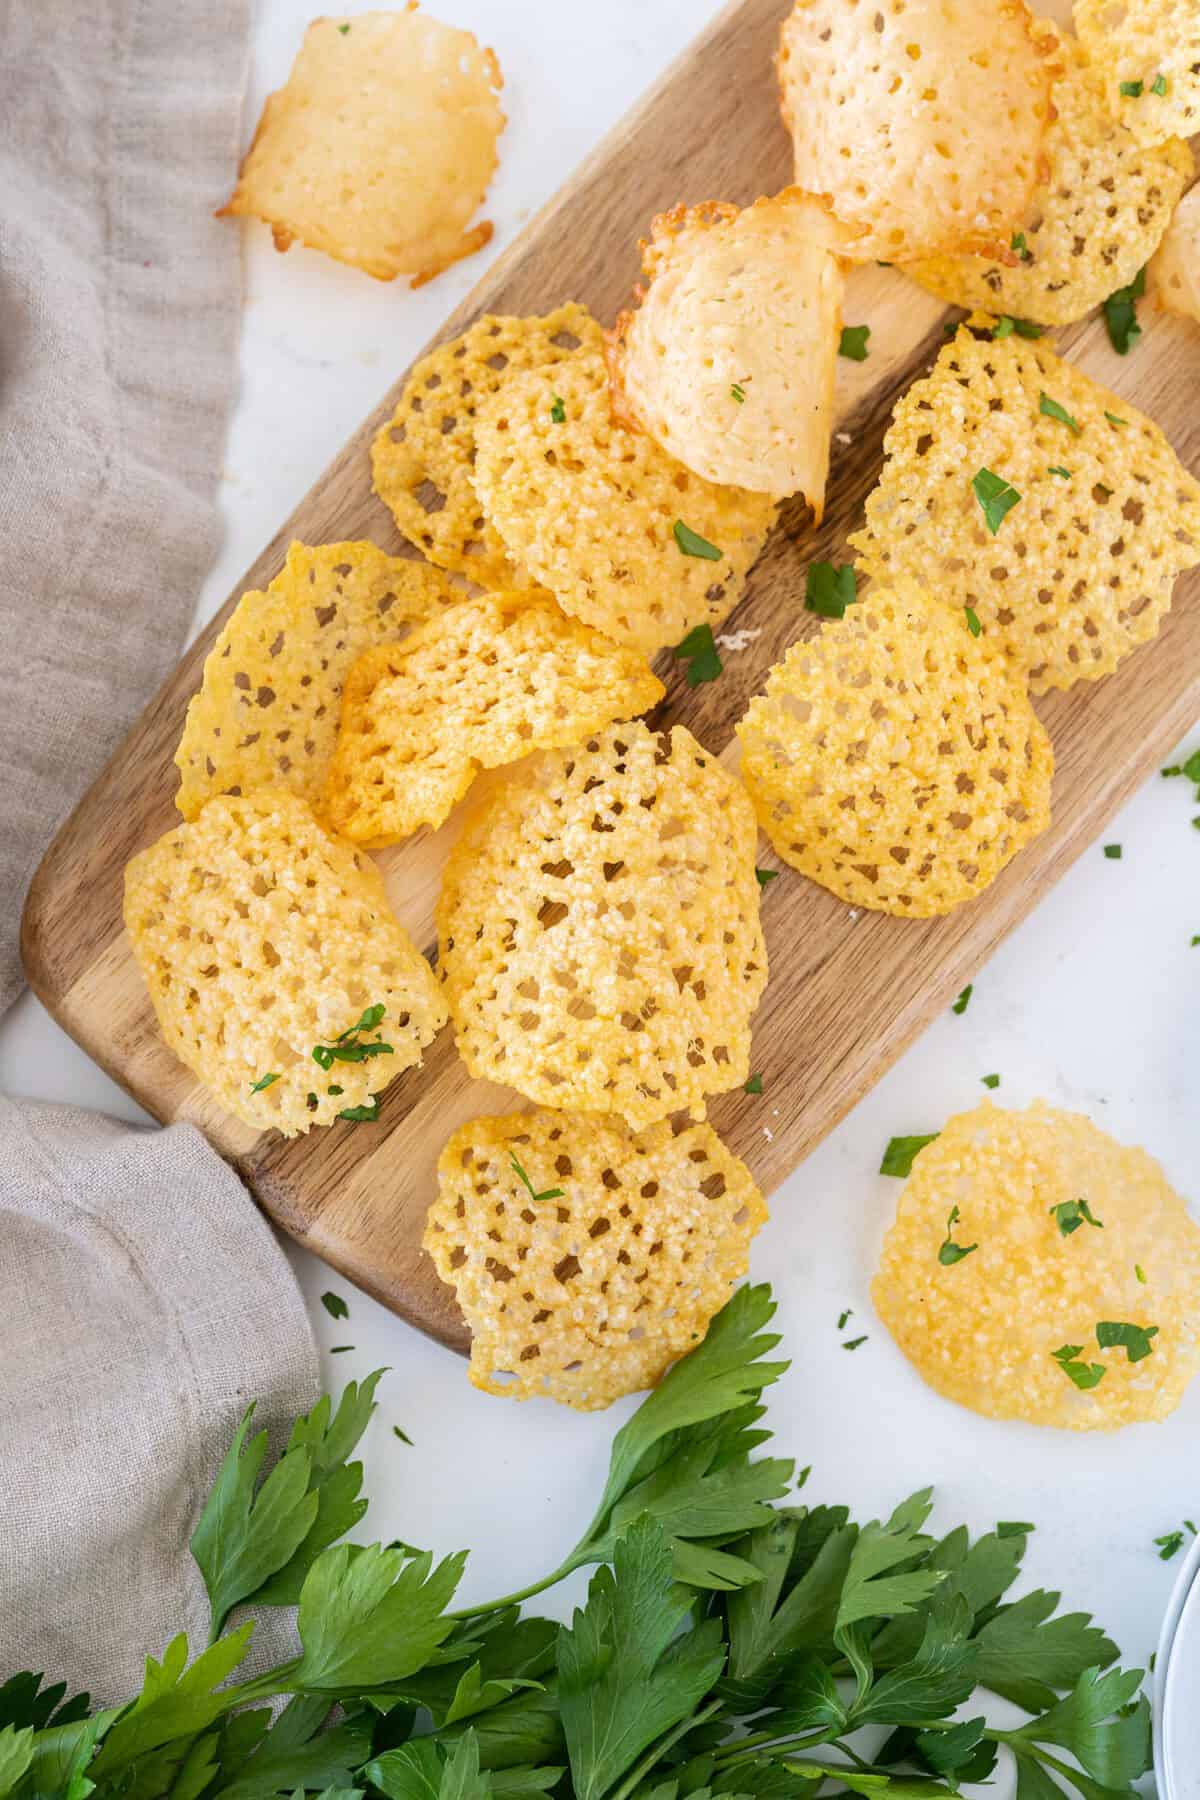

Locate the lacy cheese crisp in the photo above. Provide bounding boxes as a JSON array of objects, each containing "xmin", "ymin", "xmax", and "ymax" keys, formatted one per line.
[
  {"xmin": 850, "ymin": 330, "xmax": 1200, "ymax": 692},
  {"xmin": 424, "ymin": 1108, "xmax": 768, "ymax": 1408},
  {"xmin": 322, "ymin": 592, "xmax": 664, "ymax": 845},
  {"xmin": 873, "ymin": 1101, "xmax": 1200, "ymax": 1430},
  {"xmin": 472, "ymin": 346, "xmax": 778, "ymax": 655},
  {"xmin": 438, "ymin": 722, "xmax": 768, "ymax": 1128},
  {"xmin": 220, "ymin": 10, "xmax": 504, "ymax": 284},
  {"xmin": 1075, "ymin": 0, "xmax": 1200, "ymax": 146},
  {"xmin": 608, "ymin": 193, "xmax": 847, "ymax": 507},
  {"xmin": 371, "ymin": 305, "xmax": 603, "ymax": 588},
  {"xmin": 736, "ymin": 579, "xmax": 1053, "ymax": 916},
  {"xmin": 175, "ymin": 541, "xmax": 457, "ymax": 822},
  {"xmin": 125, "ymin": 790, "xmax": 446, "ymax": 1136},
  {"xmin": 907, "ymin": 31, "xmax": 1192, "ymax": 326},
  {"xmin": 1153, "ymin": 184, "xmax": 1200, "ymax": 324},
  {"xmin": 777, "ymin": 0, "xmax": 1060, "ymax": 261}
]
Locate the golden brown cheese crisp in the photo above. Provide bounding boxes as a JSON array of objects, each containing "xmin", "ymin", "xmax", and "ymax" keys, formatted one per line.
[
  {"xmin": 873, "ymin": 1101, "xmax": 1200, "ymax": 1430},
  {"xmin": 174, "ymin": 541, "xmax": 457, "ymax": 822},
  {"xmin": 371, "ymin": 305, "xmax": 604, "ymax": 588},
  {"xmin": 472, "ymin": 346, "xmax": 778, "ymax": 654},
  {"xmin": 608, "ymin": 193, "xmax": 847, "ymax": 507},
  {"xmin": 219, "ymin": 9, "xmax": 504, "ymax": 284},
  {"xmin": 1075, "ymin": 0, "xmax": 1200, "ymax": 146},
  {"xmin": 124, "ymin": 790, "xmax": 446, "ymax": 1136},
  {"xmin": 736, "ymin": 578, "xmax": 1053, "ymax": 917},
  {"xmin": 777, "ymin": 0, "xmax": 1060, "ymax": 262},
  {"xmin": 437, "ymin": 722, "xmax": 768, "ymax": 1128},
  {"xmin": 322, "ymin": 592, "xmax": 664, "ymax": 845},
  {"xmin": 850, "ymin": 329, "xmax": 1200, "ymax": 692},
  {"xmin": 1152, "ymin": 184, "xmax": 1200, "ymax": 324},
  {"xmin": 907, "ymin": 30, "xmax": 1192, "ymax": 326},
  {"xmin": 424, "ymin": 1108, "xmax": 768, "ymax": 1408}
]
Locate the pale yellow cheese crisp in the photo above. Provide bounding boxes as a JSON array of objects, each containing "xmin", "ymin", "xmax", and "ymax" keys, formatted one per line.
[
  {"xmin": 1075, "ymin": 0, "xmax": 1200, "ymax": 146},
  {"xmin": 437, "ymin": 722, "xmax": 768, "ymax": 1128},
  {"xmin": 322, "ymin": 591, "xmax": 664, "ymax": 845},
  {"xmin": 424, "ymin": 1107, "xmax": 768, "ymax": 1409},
  {"xmin": 874, "ymin": 1101, "xmax": 1200, "ymax": 1430},
  {"xmin": 125, "ymin": 790, "xmax": 446, "ymax": 1136},
  {"xmin": 1152, "ymin": 184, "xmax": 1200, "ymax": 324}
]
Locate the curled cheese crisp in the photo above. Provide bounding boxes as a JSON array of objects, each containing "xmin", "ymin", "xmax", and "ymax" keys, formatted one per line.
[
  {"xmin": 907, "ymin": 30, "xmax": 1192, "ymax": 326},
  {"xmin": 850, "ymin": 329, "xmax": 1200, "ymax": 692},
  {"xmin": 736, "ymin": 577, "xmax": 1053, "ymax": 917},
  {"xmin": 124, "ymin": 790, "xmax": 446, "ymax": 1137},
  {"xmin": 874, "ymin": 1101, "xmax": 1200, "ymax": 1430},
  {"xmin": 322, "ymin": 592, "xmax": 664, "ymax": 845},
  {"xmin": 777, "ymin": 0, "xmax": 1060, "ymax": 261},
  {"xmin": 437, "ymin": 721, "xmax": 768, "ymax": 1128},
  {"xmin": 424, "ymin": 1108, "xmax": 767, "ymax": 1409},
  {"xmin": 608, "ymin": 192, "xmax": 847, "ymax": 508},
  {"xmin": 1152, "ymin": 184, "xmax": 1200, "ymax": 324}
]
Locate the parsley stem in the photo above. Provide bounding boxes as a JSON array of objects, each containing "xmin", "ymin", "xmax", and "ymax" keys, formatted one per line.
[
  {"xmin": 448, "ymin": 1567, "xmax": 567, "ymax": 1619},
  {"xmin": 607, "ymin": 1699, "xmax": 723, "ymax": 1800}
]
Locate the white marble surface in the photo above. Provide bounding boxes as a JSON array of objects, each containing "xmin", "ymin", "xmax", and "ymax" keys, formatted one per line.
[{"xmin": 2, "ymin": 0, "xmax": 1198, "ymax": 1759}]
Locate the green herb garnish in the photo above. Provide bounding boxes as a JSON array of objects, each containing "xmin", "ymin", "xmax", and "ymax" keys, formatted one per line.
[
  {"xmin": 1119, "ymin": 78, "xmax": 1144, "ymax": 96},
  {"xmin": 744, "ymin": 1074, "xmax": 764, "ymax": 1095},
  {"xmin": 805, "ymin": 561, "xmax": 858, "ymax": 619},
  {"xmin": 1104, "ymin": 844, "xmax": 1122, "ymax": 859},
  {"xmin": 673, "ymin": 622, "xmax": 722, "ymax": 685},
  {"xmin": 881, "ymin": 1132, "xmax": 939, "ymax": 1177},
  {"xmin": 837, "ymin": 1308, "xmax": 853, "ymax": 1330},
  {"xmin": 673, "ymin": 520, "xmax": 722, "ymax": 560},
  {"xmin": 755, "ymin": 867, "xmax": 778, "ymax": 889},
  {"xmin": 997, "ymin": 1520, "xmax": 1035, "ymax": 1537},
  {"xmin": 321, "ymin": 1292, "xmax": 350, "ymax": 1320},
  {"xmin": 328, "ymin": 1344, "xmax": 354, "ymax": 1354},
  {"xmin": 964, "ymin": 606, "xmax": 982, "ymax": 637},
  {"xmin": 972, "ymin": 467, "xmax": 1022, "ymax": 534},
  {"xmin": 393, "ymin": 1425, "xmax": 414, "ymax": 1446},
  {"xmin": 938, "ymin": 1205, "xmax": 978, "ymax": 1266},
  {"xmin": 841, "ymin": 1334, "xmax": 869, "ymax": 1350},
  {"xmin": 839, "ymin": 324, "xmax": 871, "ymax": 361},
  {"xmin": 992, "ymin": 315, "xmax": 1043, "ymax": 339},
  {"xmin": 1049, "ymin": 1197, "xmax": 1104, "ymax": 1236},
  {"xmin": 1152, "ymin": 73, "xmax": 1168, "ymax": 96},
  {"xmin": 951, "ymin": 983, "xmax": 973, "ymax": 1015},
  {"xmin": 249, "ymin": 1072, "xmax": 280, "ymax": 1093},
  {"xmin": 510, "ymin": 1152, "xmax": 565, "ymax": 1205},
  {"xmin": 1096, "ymin": 1320, "xmax": 1159, "ymax": 1362},
  {"xmin": 1047, "ymin": 465, "xmax": 1071, "ymax": 479},
  {"xmin": 1105, "ymin": 410, "xmax": 1128, "ymax": 426},
  {"xmin": 1052, "ymin": 1343, "xmax": 1106, "ymax": 1390},
  {"xmin": 982, "ymin": 1073, "xmax": 1001, "ymax": 1088},
  {"xmin": 1011, "ymin": 232, "xmax": 1032, "ymax": 262},
  {"xmin": 731, "ymin": 382, "xmax": 746, "ymax": 404},
  {"xmin": 313, "ymin": 1003, "xmax": 392, "ymax": 1070},
  {"xmin": 338, "ymin": 1098, "xmax": 381, "ymax": 1123},
  {"xmin": 1039, "ymin": 393, "xmax": 1081, "ymax": 434},
  {"xmin": 1103, "ymin": 266, "xmax": 1146, "ymax": 355},
  {"xmin": 337, "ymin": 20, "xmax": 350, "ymax": 31},
  {"xmin": 1136, "ymin": 1262, "xmax": 1147, "ymax": 1282},
  {"xmin": 550, "ymin": 395, "xmax": 566, "ymax": 423},
  {"xmin": 1155, "ymin": 1521, "xmax": 1197, "ymax": 1560}
]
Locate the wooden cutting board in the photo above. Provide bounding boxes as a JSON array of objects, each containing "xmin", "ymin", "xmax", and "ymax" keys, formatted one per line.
[{"xmin": 22, "ymin": 0, "xmax": 1200, "ymax": 1354}]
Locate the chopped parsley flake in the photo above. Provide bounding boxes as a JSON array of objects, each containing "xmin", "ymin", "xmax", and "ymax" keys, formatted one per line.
[
  {"xmin": 329, "ymin": 1344, "xmax": 353, "ymax": 1354},
  {"xmin": 982, "ymin": 1073, "xmax": 1001, "ymax": 1089},
  {"xmin": 510, "ymin": 1152, "xmax": 565, "ymax": 1205},
  {"xmin": 1039, "ymin": 393, "xmax": 1081, "ymax": 434},
  {"xmin": 938, "ymin": 1205, "xmax": 978, "ymax": 1266},
  {"xmin": 1096, "ymin": 1319, "xmax": 1158, "ymax": 1362},
  {"xmin": 1104, "ymin": 844, "xmax": 1122, "ymax": 859},
  {"xmin": 1047, "ymin": 465, "xmax": 1072, "ymax": 480},
  {"xmin": 1152, "ymin": 74, "xmax": 1168, "ymax": 96},
  {"xmin": 1049, "ymin": 1197, "xmax": 1104, "ymax": 1236},
  {"xmin": 1135, "ymin": 1263, "xmax": 1147, "ymax": 1283},
  {"xmin": 550, "ymin": 395, "xmax": 566, "ymax": 423},
  {"xmin": 837, "ymin": 1309, "xmax": 853, "ymax": 1331},
  {"xmin": 673, "ymin": 519, "xmax": 722, "ymax": 560},
  {"xmin": 880, "ymin": 1133, "xmax": 939, "ymax": 1178},
  {"xmin": 972, "ymin": 467, "xmax": 1021, "ymax": 534},
  {"xmin": 964, "ymin": 606, "xmax": 982, "ymax": 637},
  {"xmin": 842, "ymin": 1335, "xmax": 869, "ymax": 1351},
  {"xmin": 731, "ymin": 382, "xmax": 746, "ymax": 404},
  {"xmin": 1155, "ymin": 1520, "xmax": 1197, "ymax": 1560},
  {"xmin": 1011, "ymin": 232, "xmax": 1032, "ymax": 262},
  {"xmin": 1103, "ymin": 266, "xmax": 1146, "ymax": 356},
  {"xmin": 1119, "ymin": 78, "xmax": 1144, "ymax": 96},
  {"xmin": 951, "ymin": 983, "xmax": 973, "ymax": 1015},
  {"xmin": 992, "ymin": 315, "xmax": 1043, "ymax": 339},
  {"xmin": 338, "ymin": 1098, "xmax": 381, "ymax": 1123},
  {"xmin": 1105, "ymin": 410, "xmax": 1128, "ymax": 426},
  {"xmin": 393, "ymin": 1425, "xmax": 414, "ymax": 1446},
  {"xmin": 321, "ymin": 1291, "xmax": 349, "ymax": 1320},
  {"xmin": 805, "ymin": 561, "xmax": 858, "ymax": 619},
  {"xmin": 744, "ymin": 1073, "xmax": 764, "ymax": 1095},
  {"xmin": 755, "ymin": 867, "xmax": 778, "ymax": 889},
  {"xmin": 313, "ymin": 1004, "xmax": 392, "ymax": 1070},
  {"xmin": 249, "ymin": 1072, "xmax": 280, "ymax": 1093},
  {"xmin": 673, "ymin": 622, "xmax": 723, "ymax": 686},
  {"xmin": 839, "ymin": 324, "xmax": 871, "ymax": 362},
  {"xmin": 1051, "ymin": 1343, "xmax": 1106, "ymax": 1390},
  {"xmin": 337, "ymin": 20, "xmax": 350, "ymax": 32}
]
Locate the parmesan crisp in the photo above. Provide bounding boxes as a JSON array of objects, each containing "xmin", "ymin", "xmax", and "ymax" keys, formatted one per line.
[
  {"xmin": 1153, "ymin": 184, "xmax": 1200, "ymax": 324},
  {"xmin": 1075, "ymin": 0, "xmax": 1200, "ymax": 146}
]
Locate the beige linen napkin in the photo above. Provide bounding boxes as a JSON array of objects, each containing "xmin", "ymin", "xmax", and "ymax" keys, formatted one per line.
[{"xmin": 0, "ymin": 0, "xmax": 321, "ymax": 1704}]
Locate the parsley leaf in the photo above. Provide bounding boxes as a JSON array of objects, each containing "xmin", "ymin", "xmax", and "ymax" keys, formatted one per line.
[
  {"xmin": 1106, "ymin": 410, "xmax": 1128, "ymax": 426},
  {"xmin": 974, "ymin": 1587, "xmax": 1119, "ymax": 1712},
  {"xmin": 972, "ymin": 467, "xmax": 1021, "ymax": 534},
  {"xmin": 294, "ymin": 1543, "xmax": 465, "ymax": 1695},
  {"xmin": 1009, "ymin": 1664, "xmax": 1150, "ymax": 1788},
  {"xmin": 1119, "ymin": 78, "xmax": 1144, "ymax": 96},
  {"xmin": 839, "ymin": 325, "xmax": 871, "ymax": 361},
  {"xmin": 558, "ymin": 1518, "xmax": 725, "ymax": 1800},
  {"xmin": 673, "ymin": 521, "xmax": 722, "ymax": 560},
  {"xmin": 1154, "ymin": 1521, "xmax": 1197, "ymax": 1560},
  {"xmin": 951, "ymin": 984, "xmax": 973, "ymax": 1015},
  {"xmin": 1103, "ymin": 267, "xmax": 1146, "ymax": 355},
  {"xmin": 337, "ymin": 20, "xmax": 350, "ymax": 32},
  {"xmin": 1049, "ymin": 1198, "xmax": 1103, "ymax": 1236},
  {"xmin": 1047, "ymin": 465, "xmax": 1071, "ymax": 480},
  {"xmin": 1153, "ymin": 72, "xmax": 1168, "ymax": 96},
  {"xmin": 1104, "ymin": 843, "xmax": 1122, "ymax": 859},
  {"xmin": 216, "ymin": 1697, "xmax": 371, "ymax": 1799},
  {"xmin": 509, "ymin": 1153, "xmax": 564, "ymax": 1205},
  {"xmin": 549, "ymin": 396, "xmax": 566, "ymax": 424},
  {"xmin": 339, "ymin": 1098, "xmax": 382, "ymax": 1122},
  {"xmin": 982, "ymin": 1073, "xmax": 1001, "ymax": 1088},
  {"xmin": 249, "ymin": 1072, "xmax": 280, "ymax": 1093},
  {"xmin": 1039, "ymin": 393, "xmax": 1081, "ymax": 434},
  {"xmin": 673, "ymin": 623, "xmax": 723, "ymax": 686},
  {"xmin": 964, "ymin": 605, "xmax": 982, "ymax": 637},
  {"xmin": 1011, "ymin": 232, "xmax": 1032, "ymax": 262},
  {"xmin": 744, "ymin": 1074, "xmax": 763, "ymax": 1095},
  {"xmin": 755, "ymin": 868, "xmax": 778, "ymax": 889},
  {"xmin": 1096, "ymin": 1320, "xmax": 1158, "ymax": 1362},
  {"xmin": 805, "ymin": 561, "xmax": 858, "ymax": 619},
  {"xmin": 322, "ymin": 1291, "xmax": 350, "ymax": 1320},
  {"xmin": 1051, "ymin": 1344, "xmax": 1106, "ymax": 1390},
  {"xmin": 87, "ymin": 1628, "xmax": 254, "ymax": 1782},
  {"xmin": 992, "ymin": 315, "xmax": 1043, "ymax": 339},
  {"xmin": 880, "ymin": 1134, "xmax": 939, "ymax": 1177},
  {"xmin": 938, "ymin": 1206, "xmax": 977, "ymax": 1266},
  {"xmin": 394, "ymin": 1425, "xmax": 414, "ymax": 1446},
  {"xmin": 731, "ymin": 383, "xmax": 746, "ymax": 404}
]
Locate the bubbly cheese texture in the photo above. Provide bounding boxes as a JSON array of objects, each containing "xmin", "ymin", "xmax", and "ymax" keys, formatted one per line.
[
  {"xmin": 1075, "ymin": 0, "xmax": 1200, "ymax": 146},
  {"xmin": 850, "ymin": 329, "xmax": 1200, "ymax": 692},
  {"xmin": 873, "ymin": 1101, "xmax": 1200, "ymax": 1430},
  {"xmin": 608, "ymin": 192, "xmax": 847, "ymax": 507},
  {"xmin": 174, "ymin": 541, "xmax": 457, "ymax": 822},
  {"xmin": 322, "ymin": 592, "xmax": 664, "ymax": 845},
  {"xmin": 737, "ymin": 578, "xmax": 1053, "ymax": 916},
  {"xmin": 437, "ymin": 722, "xmax": 768, "ymax": 1128},
  {"xmin": 220, "ymin": 10, "xmax": 504, "ymax": 283},
  {"xmin": 777, "ymin": 0, "xmax": 1060, "ymax": 261},
  {"xmin": 424, "ymin": 1107, "xmax": 768, "ymax": 1408},
  {"xmin": 371, "ymin": 304, "xmax": 603, "ymax": 589},
  {"xmin": 908, "ymin": 29, "xmax": 1192, "ymax": 325},
  {"xmin": 1152, "ymin": 184, "xmax": 1200, "ymax": 324},
  {"xmin": 125, "ymin": 790, "xmax": 446, "ymax": 1136},
  {"xmin": 472, "ymin": 345, "xmax": 778, "ymax": 655}
]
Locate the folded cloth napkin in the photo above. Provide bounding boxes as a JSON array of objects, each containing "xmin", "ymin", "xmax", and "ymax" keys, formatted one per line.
[
  {"xmin": 0, "ymin": 1097, "xmax": 319, "ymax": 1703},
  {"xmin": 0, "ymin": 0, "xmax": 321, "ymax": 1704}
]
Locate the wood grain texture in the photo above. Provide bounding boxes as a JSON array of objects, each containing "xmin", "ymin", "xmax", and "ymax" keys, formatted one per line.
[{"xmin": 21, "ymin": 0, "xmax": 1200, "ymax": 1356}]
